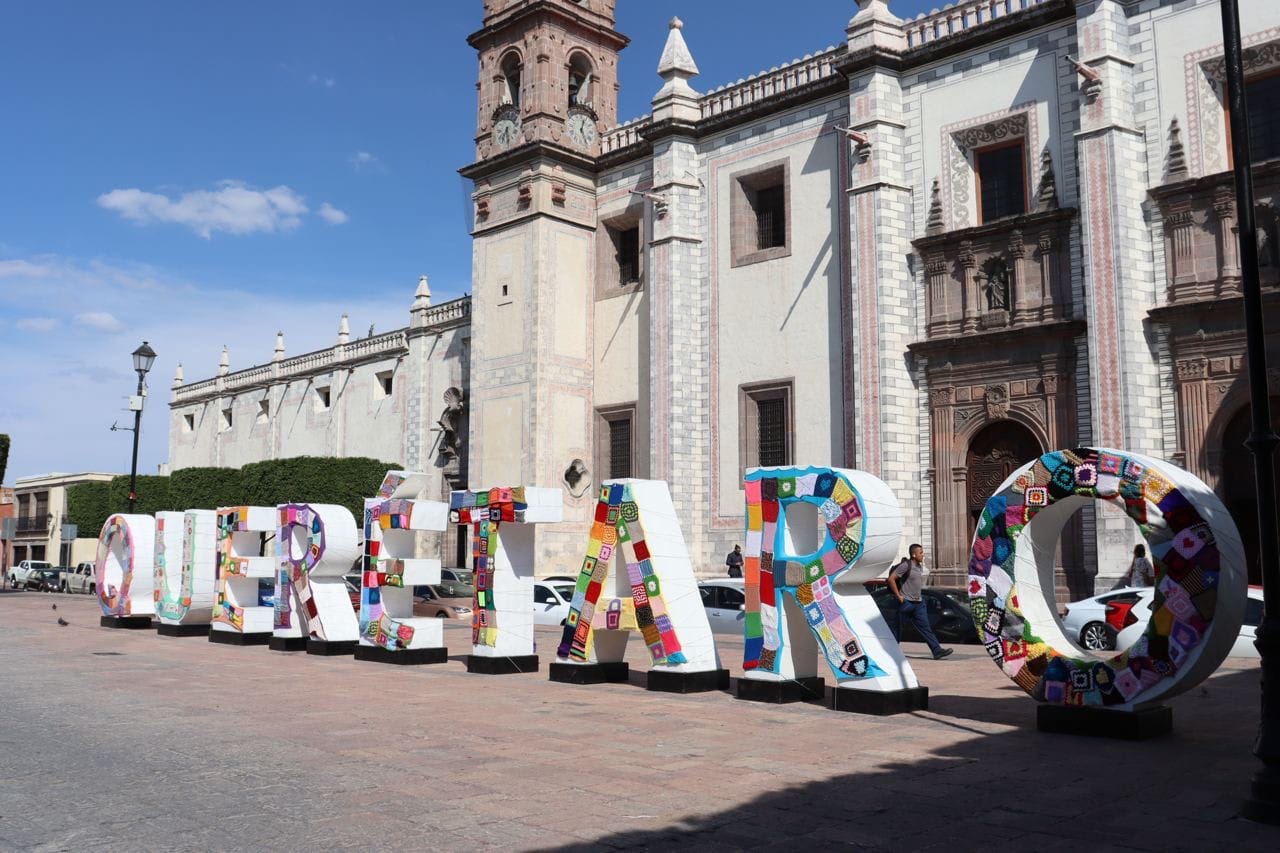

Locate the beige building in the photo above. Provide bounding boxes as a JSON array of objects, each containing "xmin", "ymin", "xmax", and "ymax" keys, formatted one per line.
[
  {"xmin": 10, "ymin": 472, "xmax": 116, "ymax": 568},
  {"xmin": 171, "ymin": 0, "xmax": 1280, "ymax": 592}
]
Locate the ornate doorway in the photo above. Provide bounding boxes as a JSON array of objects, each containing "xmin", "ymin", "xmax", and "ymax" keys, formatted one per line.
[
  {"xmin": 966, "ymin": 421, "xmax": 1041, "ymax": 534},
  {"xmin": 1221, "ymin": 398, "xmax": 1280, "ymax": 586}
]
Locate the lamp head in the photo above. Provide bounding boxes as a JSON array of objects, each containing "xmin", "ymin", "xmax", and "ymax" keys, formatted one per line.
[{"xmin": 132, "ymin": 341, "xmax": 157, "ymax": 376}]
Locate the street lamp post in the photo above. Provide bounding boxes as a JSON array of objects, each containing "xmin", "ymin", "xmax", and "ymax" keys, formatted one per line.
[
  {"xmin": 1218, "ymin": 0, "xmax": 1280, "ymax": 825},
  {"xmin": 127, "ymin": 342, "xmax": 157, "ymax": 514}
]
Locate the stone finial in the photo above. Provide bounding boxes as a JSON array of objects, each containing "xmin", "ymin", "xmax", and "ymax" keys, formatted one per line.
[
  {"xmin": 847, "ymin": 0, "xmax": 905, "ymax": 53},
  {"xmin": 1035, "ymin": 149, "xmax": 1059, "ymax": 211},
  {"xmin": 337, "ymin": 313, "xmax": 350, "ymax": 345},
  {"xmin": 172, "ymin": 362, "xmax": 184, "ymax": 388},
  {"xmin": 654, "ymin": 16, "xmax": 700, "ymax": 111},
  {"xmin": 413, "ymin": 274, "xmax": 433, "ymax": 311},
  {"xmin": 925, "ymin": 179, "xmax": 945, "ymax": 235},
  {"xmin": 1165, "ymin": 117, "xmax": 1189, "ymax": 182},
  {"xmin": 273, "ymin": 331, "xmax": 285, "ymax": 362},
  {"xmin": 218, "ymin": 346, "xmax": 229, "ymax": 377}
]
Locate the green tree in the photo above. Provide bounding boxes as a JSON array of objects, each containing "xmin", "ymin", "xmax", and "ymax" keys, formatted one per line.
[{"xmin": 0, "ymin": 433, "xmax": 9, "ymax": 485}]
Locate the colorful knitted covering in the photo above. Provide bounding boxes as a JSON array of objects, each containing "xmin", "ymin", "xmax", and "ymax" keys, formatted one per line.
[
  {"xmin": 971, "ymin": 448, "xmax": 1223, "ymax": 706},
  {"xmin": 742, "ymin": 467, "xmax": 886, "ymax": 681},
  {"xmin": 451, "ymin": 487, "xmax": 530, "ymax": 647},
  {"xmin": 557, "ymin": 483, "xmax": 687, "ymax": 665}
]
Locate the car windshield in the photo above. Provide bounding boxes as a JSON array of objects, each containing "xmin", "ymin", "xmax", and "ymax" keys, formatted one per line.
[
  {"xmin": 449, "ymin": 570, "xmax": 475, "ymax": 584},
  {"xmin": 553, "ymin": 584, "xmax": 576, "ymax": 601},
  {"xmin": 30, "ymin": 562, "xmax": 52, "ymax": 570}
]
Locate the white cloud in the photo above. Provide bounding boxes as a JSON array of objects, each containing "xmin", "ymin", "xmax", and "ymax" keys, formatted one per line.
[
  {"xmin": 317, "ymin": 202, "xmax": 350, "ymax": 225},
  {"xmin": 15, "ymin": 317, "xmax": 59, "ymax": 332},
  {"xmin": 0, "ymin": 253, "xmax": 411, "ymax": 484},
  {"xmin": 308, "ymin": 73, "xmax": 335, "ymax": 88},
  {"xmin": 0, "ymin": 259, "xmax": 56, "ymax": 279},
  {"xmin": 349, "ymin": 150, "xmax": 382, "ymax": 171},
  {"xmin": 74, "ymin": 311, "xmax": 125, "ymax": 332},
  {"xmin": 97, "ymin": 181, "xmax": 310, "ymax": 239}
]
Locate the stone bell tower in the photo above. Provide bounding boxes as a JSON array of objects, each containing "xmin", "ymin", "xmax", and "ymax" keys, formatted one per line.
[{"xmin": 461, "ymin": 0, "xmax": 628, "ymax": 565}]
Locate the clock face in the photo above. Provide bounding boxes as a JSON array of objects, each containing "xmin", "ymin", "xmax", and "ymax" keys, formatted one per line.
[
  {"xmin": 494, "ymin": 118, "xmax": 519, "ymax": 149},
  {"xmin": 567, "ymin": 111, "xmax": 597, "ymax": 148}
]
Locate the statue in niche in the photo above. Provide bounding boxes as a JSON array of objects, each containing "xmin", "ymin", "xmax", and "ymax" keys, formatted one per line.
[
  {"xmin": 1255, "ymin": 205, "xmax": 1277, "ymax": 269},
  {"xmin": 980, "ymin": 258, "xmax": 1011, "ymax": 311},
  {"xmin": 436, "ymin": 387, "xmax": 465, "ymax": 460}
]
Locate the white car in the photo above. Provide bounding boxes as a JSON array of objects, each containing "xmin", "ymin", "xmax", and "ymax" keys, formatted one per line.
[
  {"xmin": 1062, "ymin": 585, "xmax": 1264, "ymax": 656},
  {"xmin": 1061, "ymin": 587, "xmax": 1153, "ymax": 651},
  {"xmin": 533, "ymin": 581, "xmax": 577, "ymax": 626},
  {"xmin": 698, "ymin": 579, "xmax": 746, "ymax": 635},
  {"xmin": 9, "ymin": 560, "xmax": 53, "ymax": 588}
]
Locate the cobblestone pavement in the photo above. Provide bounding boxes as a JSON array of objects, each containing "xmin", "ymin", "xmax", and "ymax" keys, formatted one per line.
[{"xmin": 0, "ymin": 590, "xmax": 1275, "ymax": 851}]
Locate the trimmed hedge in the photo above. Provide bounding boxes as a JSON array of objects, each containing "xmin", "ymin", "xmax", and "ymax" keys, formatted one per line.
[
  {"xmin": 66, "ymin": 481, "xmax": 112, "ymax": 535},
  {"xmin": 64, "ymin": 456, "xmax": 400, "ymax": 538}
]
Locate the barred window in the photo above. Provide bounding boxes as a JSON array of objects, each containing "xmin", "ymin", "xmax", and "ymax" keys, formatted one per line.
[
  {"xmin": 615, "ymin": 225, "xmax": 640, "ymax": 286},
  {"xmin": 976, "ymin": 141, "xmax": 1026, "ymax": 223},
  {"xmin": 608, "ymin": 417, "xmax": 632, "ymax": 479},
  {"xmin": 756, "ymin": 397, "xmax": 787, "ymax": 467},
  {"xmin": 596, "ymin": 406, "xmax": 636, "ymax": 482},
  {"xmin": 753, "ymin": 185, "xmax": 786, "ymax": 251},
  {"xmin": 1246, "ymin": 73, "xmax": 1280, "ymax": 163},
  {"xmin": 741, "ymin": 382, "xmax": 793, "ymax": 471}
]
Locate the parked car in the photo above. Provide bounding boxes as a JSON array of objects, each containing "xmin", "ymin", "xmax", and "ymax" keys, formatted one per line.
[
  {"xmin": 542, "ymin": 575, "xmax": 577, "ymax": 584},
  {"xmin": 1062, "ymin": 587, "xmax": 1154, "ymax": 651},
  {"xmin": 437, "ymin": 569, "xmax": 475, "ymax": 599},
  {"xmin": 698, "ymin": 579, "xmax": 746, "ymax": 634},
  {"xmin": 412, "ymin": 585, "xmax": 473, "ymax": 619},
  {"xmin": 9, "ymin": 560, "xmax": 53, "ymax": 588},
  {"xmin": 1234, "ymin": 586, "xmax": 1266, "ymax": 658},
  {"xmin": 1063, "ymin": 585, "xmax": 1266, "ymax": 655},
  {"xmin": 533, "ymin": 581, "xmax": 576, "ymax": 626},
  {"xmin": 25, "ymin": 567, "xmax": 63, "ymax": 592},
  {"xmin": 866, "ymin": 584, "xmax": 980, "ymax": 644},
  {"xmin": 61, "ymin": 562, "xmax": 96, "ymax": 594}
]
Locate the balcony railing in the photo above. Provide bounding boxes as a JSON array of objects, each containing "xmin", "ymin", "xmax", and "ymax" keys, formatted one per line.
[
  {"xmin": 16, "ymin": 513, "xmax": 52, "ymax": 534},
  {"xmin": 904, "ymin": 0, "xmax": 1051, "ymax": 48}
]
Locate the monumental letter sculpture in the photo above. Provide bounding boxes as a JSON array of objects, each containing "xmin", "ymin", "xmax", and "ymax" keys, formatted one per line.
[
  {"xmin": 357, "ymin": 472, "xmax": 450, "ymax": 665},
  {"xmin": 553, "ymin": 480, "xmax": 726, "ymax": 692},
  {"xmin": 272, "ymin": 503, "xmax": 362, "ymax": 654},
  {"xmin": 210, "ymin": 506, "xmax": 277, "ymax": 645},
  {"xmin": 738, "ymin": 466, "xmax": 921, "ymax": 712},
  {"xmin": 153, "ymin": 509, "xmax": 217, "ymax": 636},
  {"xmin": 969, "ymin": 447, "xmax": 1246, "ymax": 732},
  {"xmin": 452, "ymin": 486, "xmax": 563, "ymax": 674},
  {"xmin": 96, "ymin": 513, "xmax": 157, "ymax": 629}
]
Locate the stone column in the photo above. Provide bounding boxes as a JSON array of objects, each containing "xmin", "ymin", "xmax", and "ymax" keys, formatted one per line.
[
  {"xmin": 959, "ymin": 240, "xmax": 978, "ymax": 333},
  {"xmin": 1009, "ymin": 229, "xmax": 1029, "ymax": 325},
  {"xmin": 928, "ymin": 387, "xmax": 961, "ymax": 570},
  {"xmin": 647, "ymin": 18, "xmax": 711, "ymax": 564},
  {"xmin": 1036, "ymin": 232, "xmax": 1054, "ymax": 321},
  {"xmin": 1214, "ymin": 187, "xmax": 1241, "ymax": 297}
]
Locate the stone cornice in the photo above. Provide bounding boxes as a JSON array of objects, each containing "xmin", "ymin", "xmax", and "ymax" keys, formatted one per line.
[
  {"xmin": 459, "ymin": 140, "xmax": 599, "ymax": 181},
  {"xmin": 907, "ymin": 318, "xmax": 1086, "ymax": 357},
  {"xmin": 467, "ymin": 3, "xmax": 629, "ymax": 51},
  {"xmin": 912, "ymin": 207, "xmax": 1076, "ymax": 250},
  {"xmin": 1149, "ymin": 158, "xmax": 1280, "ymax": 202}
]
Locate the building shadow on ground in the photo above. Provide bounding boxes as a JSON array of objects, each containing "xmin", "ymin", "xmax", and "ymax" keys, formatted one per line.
[{"xmin": 535, "ymin": 667, "xmax": 1267, "ymax": 851}]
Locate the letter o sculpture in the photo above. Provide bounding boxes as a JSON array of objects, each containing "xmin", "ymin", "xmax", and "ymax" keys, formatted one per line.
[{"xmin": 969, "ymin": 447, "xmax": 1247, "ymax": 710}]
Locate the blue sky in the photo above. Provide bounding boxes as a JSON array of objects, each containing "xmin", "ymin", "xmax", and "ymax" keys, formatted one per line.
[{"xmin": 0, "ymin": 0, "xmax": 940, "ymax": 483}]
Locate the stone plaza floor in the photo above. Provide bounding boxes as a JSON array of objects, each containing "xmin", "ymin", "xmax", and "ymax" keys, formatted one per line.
[{"xmin": 0, "ymin": 589, "xmax": 1276, "ymax": 851}]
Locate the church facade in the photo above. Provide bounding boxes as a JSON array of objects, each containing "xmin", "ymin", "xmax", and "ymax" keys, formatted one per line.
[{"xmin": 169, "ymin": 0, "xmax": 1280, "ymax": 589}]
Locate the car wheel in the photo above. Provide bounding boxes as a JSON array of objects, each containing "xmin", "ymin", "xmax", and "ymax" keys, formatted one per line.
[
  {"xmin": 1079, "ymin": 622, "xmax": 1116, "ymax": 651},
  {"xmin": 61, "ymin": 583, "xmax": 68, "ymax": 593},
  {"xmin": 89, "ymin": 584, "xmax": 96, "ymax": 595},
  {"xmin": 436, "ymin": 612, "xmax": 448, "ymax": 618}
]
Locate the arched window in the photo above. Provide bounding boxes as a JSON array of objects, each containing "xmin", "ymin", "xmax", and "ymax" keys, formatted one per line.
[
  {"xmin": 980, "ymin": 257, "xmax": 1011, "ymax": 311},
  {"xmin": 568, "ymin": 52, "xmax": 593, "ymax": 109},
  {"xmin": 499, "ymin": 52, "xmax": 521, "ymax": 108}
]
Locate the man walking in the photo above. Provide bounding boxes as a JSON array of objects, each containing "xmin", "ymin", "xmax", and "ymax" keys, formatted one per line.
[
  {"xmin": 725, "ymin": 544, "xmax": 744, "ymax": 578},
  {"xmin": 887, "ymin": 543, "xmax": 953, "ymax": 660}
]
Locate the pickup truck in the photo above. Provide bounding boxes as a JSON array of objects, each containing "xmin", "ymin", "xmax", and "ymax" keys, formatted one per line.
[
  {"xmin": 8, "ymin": 560, "xmax": 54, "ymax": 588},
  {"xmin": 61, "ymin": 562, "xmax": 96, "ymax": 594}
]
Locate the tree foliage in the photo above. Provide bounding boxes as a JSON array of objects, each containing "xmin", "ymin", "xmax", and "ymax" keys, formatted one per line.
[{"xmin": 0, "ymin": 433, "xmax": 9, "ymax": 485}]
